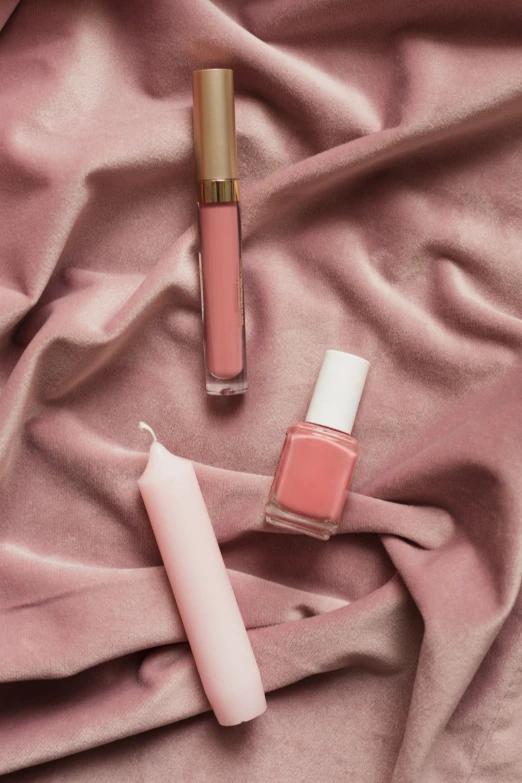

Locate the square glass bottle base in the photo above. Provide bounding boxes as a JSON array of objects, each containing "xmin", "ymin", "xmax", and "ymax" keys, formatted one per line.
[
  {"xmin": 204, "ymin": 344, "xmax": 247, "ymax": 395},
  {"xmin": 205, "ymin": 374, "xmax": 247, "ymax": 396},
  {"xmin": 264, "ymin": 499, "xmax": 337, "ymax": 541}
]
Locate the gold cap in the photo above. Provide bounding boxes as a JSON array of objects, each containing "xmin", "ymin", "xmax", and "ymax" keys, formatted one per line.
[{"xmin": 192, "ymin": 69, "xmax": 238, "ymax": 181}]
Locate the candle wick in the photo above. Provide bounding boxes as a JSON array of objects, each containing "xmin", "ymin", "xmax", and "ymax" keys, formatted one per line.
[{"xmin": 139, "ymin": 421, "xmax": 157, "ymax": 444}]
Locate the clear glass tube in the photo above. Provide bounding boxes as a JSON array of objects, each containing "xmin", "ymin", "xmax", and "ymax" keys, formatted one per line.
[{"xmin": 197, "ymin": 201, "xmax": 247, "ymax": 395}]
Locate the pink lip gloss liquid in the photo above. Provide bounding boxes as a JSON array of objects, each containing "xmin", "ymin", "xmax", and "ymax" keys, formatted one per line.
[
  {"xmin": 192, "ymin": 69, "xmax": 246, "ymax": 395},
  {"xmin": 265, "ymin": 351, "xmax": 369, "ymax": 540}
]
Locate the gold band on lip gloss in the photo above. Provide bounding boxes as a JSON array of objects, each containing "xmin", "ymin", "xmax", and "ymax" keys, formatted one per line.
[{"xmin": 197, "ymin": 179, "xmax": 240, "ymax": 204}]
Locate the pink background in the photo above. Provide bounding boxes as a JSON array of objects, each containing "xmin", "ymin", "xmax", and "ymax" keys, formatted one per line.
[{"xmin": 1, "ymin": 0, "xmax": 522, "ymax": 780}]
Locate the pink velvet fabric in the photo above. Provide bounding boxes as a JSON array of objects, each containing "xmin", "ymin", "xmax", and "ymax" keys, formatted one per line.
[{"xmin": 1, "ymin": 1, "xmax": 522, "ymax": 780}]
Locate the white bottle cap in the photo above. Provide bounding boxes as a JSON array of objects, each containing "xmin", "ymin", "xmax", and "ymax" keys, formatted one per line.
[{"xmin": 305, "ymin": 350, "xmax": 369, "ymax": 435}]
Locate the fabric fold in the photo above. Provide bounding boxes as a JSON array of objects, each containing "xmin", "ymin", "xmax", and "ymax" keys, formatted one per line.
[{"xmin": 1, "ymin": 0, "xmax": 522, "ymax": 781}]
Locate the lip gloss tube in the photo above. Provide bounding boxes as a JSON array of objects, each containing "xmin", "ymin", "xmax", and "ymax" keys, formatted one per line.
[{"xmin": 192, "ymin": 69, "xmax": 247, "ymax": 396}]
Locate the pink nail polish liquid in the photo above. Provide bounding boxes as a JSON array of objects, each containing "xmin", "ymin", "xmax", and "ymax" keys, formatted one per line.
[{"xmin": 265, "ymin": 351, "xmax": 369, "ymax": 540}]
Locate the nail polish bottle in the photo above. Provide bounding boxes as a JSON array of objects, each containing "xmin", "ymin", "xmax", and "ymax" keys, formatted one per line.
[{"xmin": 265, "ymin": 350, "xmax": 369, "ymax": 540}]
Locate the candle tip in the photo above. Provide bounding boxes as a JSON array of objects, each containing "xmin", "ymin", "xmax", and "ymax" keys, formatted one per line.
[{"xmin": 139, "ymin": 421, "xmax": 157, "ymax": 444}]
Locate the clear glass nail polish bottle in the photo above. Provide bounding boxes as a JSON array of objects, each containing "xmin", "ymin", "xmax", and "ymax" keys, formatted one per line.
[{"xmin": 265, "ymin": 351, "xmax": 369, "ymax": 540}]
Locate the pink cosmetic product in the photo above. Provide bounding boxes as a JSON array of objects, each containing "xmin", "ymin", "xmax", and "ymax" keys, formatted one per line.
[
  {"xmin": 192, "ymin": 68, "xmax": 247, "ymax": 395},
  {"xmin": 138, "ymin": 423, "xmax": 266, "ymax": 726},
  {"xmin": 265, "ymin": 351, "xmax": 369, "ymax": 541}
]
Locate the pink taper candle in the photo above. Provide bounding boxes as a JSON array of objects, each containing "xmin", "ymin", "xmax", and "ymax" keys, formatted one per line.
[{"xmin": 137, "ymin": 423, "xmax": 267, "ymax": 726}]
